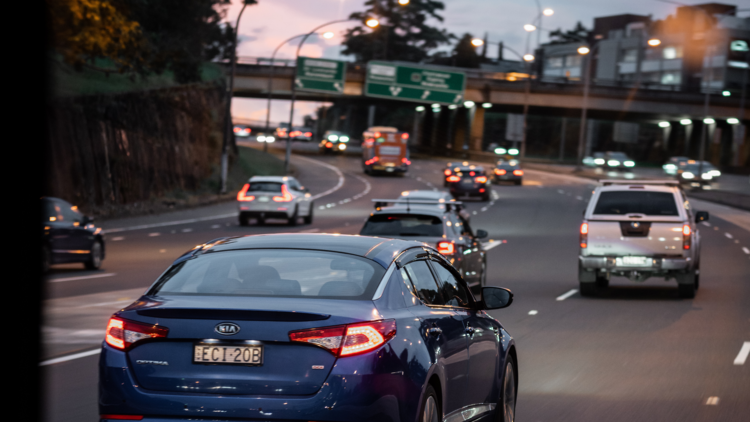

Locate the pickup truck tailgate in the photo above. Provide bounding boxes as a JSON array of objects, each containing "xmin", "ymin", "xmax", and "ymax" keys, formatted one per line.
[{"xmin": 587, "ymin": 221, "xmax": 684, "ymax": 256}]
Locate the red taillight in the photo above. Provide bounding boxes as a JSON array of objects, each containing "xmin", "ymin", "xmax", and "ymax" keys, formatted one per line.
[
  {"xmin": 366, "ymin": 156, "xmax": 380, "ymax": 165},
  {"xmin": 683, "ymin": 224, "xmax": 691, "ymax": 250},
  {"xmin": 105, "ymin": 317, "xmax": 168, "ymax": 351},
  {"xmin": 580, "ymin": 222, "xmax": 588, "ymax": 248},
  {"xmin": 305, "ymin": 132, "xmax": 312, "ymax": 137},
  {"xmin": 401, "ymin": 157, "xmax": 411, "ymax": 165},
  {"xmin": 513, "ymin": 169, "xmax": 524, "ymax": 176},
  {"xmin": 470, "ymin": 171, "xmax": 475, "ymax": 176},
  {"xmin": 437, "ymin": 241, "xmax": 455, "ymax": 255},
  {"xmin": 444, "ymin": 169, "xmax": 452, "ymax": 176},
  {"xmin": 401, "ymin": 133, "xmax": 409, "ymax": 139},
  {"xmin": 237, "ymin": 183, "xmax": 255, "ymax": 202},
  {"xmin": 374, "ymin": 132, "xmax": 381, "ymax": 138},
  {"xmin": 326, "ymin": 142, "xmax": 333, "ymax": 148},
  {"xmin": 475, "ymin": 176, "xmax": 488, "ymax": 183},
  {"xmin": 446, "ymin": 175, "xmax": 460, "ymax": 182},
  {"xmin": 289, "ymin": 320, "xmax": 396, "ymax": 357},
  {"xmin": 495, "ymin": 169, "xmax": 506, "ymax": 175},
  {"xmin": 273, "ymin": 184, "xmax": 293, "ymax": 202},
  {"xmin": 100, "ymin": 416, "xmax": 144, "ymax": 421},
  {"xmin": 233, "ymin": 127, "xmax": 241, "ymax": 133}
]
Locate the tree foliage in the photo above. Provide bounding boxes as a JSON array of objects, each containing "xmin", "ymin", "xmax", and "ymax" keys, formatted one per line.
[
  {"xmin": 48, "ymin": 0, "xmax": 249, "ymax": 83},
  {"xmin": 342, "ymin": 0, "xmax": 452, "ymax": 63},
  {"xmin": 548, "ymin": 21, "xmax": 590, "ymax": 44},
  {"xmin": 430, "ymin": 33, "xmax": 480, "ymax": 68}
]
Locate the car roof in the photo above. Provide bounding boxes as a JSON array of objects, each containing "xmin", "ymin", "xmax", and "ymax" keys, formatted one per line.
[
  {"xmin": 400, "ymin": 190, "xmax": 451, "ymax": 200},
  {"xmin": 248, "ymin": 176, "xmax": 293, "ymax": 183},
  {"xmin": 189, "ymin": 234, "xmax": 426, "ymax": 269},
  {"xmin": 372, "ymin": 205, "xmax": 449, "ymax": 217},
  {"xmin": 456, "ymin": 165, "xmax": 485, "ymax": 171},
  {"xmin": 597, "ymin": 183, "xmax": 679, "ymax": 193}
]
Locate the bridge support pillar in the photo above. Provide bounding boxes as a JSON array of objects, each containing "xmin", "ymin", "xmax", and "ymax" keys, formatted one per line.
[{"xmin": 470, "ymin": 107, "xmax": 485, "ymax": 152}]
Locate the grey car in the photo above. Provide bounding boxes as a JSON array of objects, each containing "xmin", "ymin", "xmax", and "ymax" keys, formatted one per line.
[{"xmin": 237, "ymin": 176, "xmax": 314, "ymax": 226}]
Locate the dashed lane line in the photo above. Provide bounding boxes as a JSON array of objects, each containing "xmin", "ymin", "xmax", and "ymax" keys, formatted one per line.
[
  {"xmin": 725, "ymin": 232, "xmax": 733, "ymax": 239},
  {"xmin": 48, "ymin": 273, "xmax": 116, "ymax": 283},
  {"xmin": 111, "ymin": 237, "xmax": 124, "ymax": 241},
  {"xmin": 528, "ymin": 310, "xmax": 538, "ymax": 315},
  {"xmin": 148, "ymin": 232, "xmax": 160, "ymax": 237},
  {"xmin": 706, "ymin": 397, "xmax": 720, "ymax": 405},
  {"xmin": 40, "ymin": 348, "xmax": 100, "ymax": 366},
  {"xmin": 102, "ymin": 213, "xmax": 236, "ymax": 234},
  {"xmin": 734, "ymin": 342, "xmax": 750, "ymax": 365},
  {"xmin": 482, "ymin": 240, "xmax": 504, "ymax": 251},
  {"xmin": 742, "ymin": 247, "xmax": 750, "ymax": 255},
  {"xmin": 556, "ymin": 289, "xmax": 578, "ymax": 301}
]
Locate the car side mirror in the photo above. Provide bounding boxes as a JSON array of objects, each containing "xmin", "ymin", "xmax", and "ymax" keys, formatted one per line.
[
  {"xmin": 82, "ymin": 215, "xmax": 94, "ymax": 225},
  {"xmin": 475, "ymin": 229, "xmax": 488, "ymax": 239},
  {"xmin": 480, "ymin": 287, "xmax": 513, "ymax": 310},
  {"xmin": 695, "ymin": 211, "xmax": 709, "ymax": 223}
]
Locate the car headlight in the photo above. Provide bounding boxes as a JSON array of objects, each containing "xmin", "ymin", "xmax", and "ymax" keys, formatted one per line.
[
  {"xmin": 340, "ymin": 136, "xmax": 349, "ymax": 142},
  {"xmin": 328, "ymin": 135, "xmax": 339, "ymax": 141},
  {"xmin": 709, "ymin": 170, "xmax": 721, "ymax": 177},
  {"xmin": 594, "ymin": 158, "xmax": 605, "ymax": 165},
  {"xmin": 701, "ymin": 173, "xmax": 712, "ymax": 180},
  {"xmin": 624, "ymin": 161, "xmax": 635, "ymax": 167},
  {"xmin": 257, "ymin": 136, "xmax": 266, "ymax": 142},
  {"xmin": 508, "ymin": 148, "xmax": 519, "ymax": 155},
  {"xmin": 607, "ymin": 160, "xmax": 620, "ymax": 166},
  {"xmin": 267, "ymin": 136, "xmax": 275, "ymax": 142},
  {"xmin": 682, "ymin": 172, "xmax": 695, "ymax": 179},
  {"xmin": 664, "ymin": 164, "xmax": 676, "ymax": 170},
  {"xmin": 338, "ymin": 143, "xmax": 346, "ymax": 150},
  {"xmin": 494, "ymin": 148, "xmax": 507, "ymax": 154}
]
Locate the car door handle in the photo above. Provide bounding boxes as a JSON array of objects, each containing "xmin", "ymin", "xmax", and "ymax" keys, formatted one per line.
[{"xmin": 427, "ymin": 327, "xmax": 442, "ymax": 336}]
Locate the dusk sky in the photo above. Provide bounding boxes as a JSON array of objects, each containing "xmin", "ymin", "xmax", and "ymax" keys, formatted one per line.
[{"xmin": 226, "ymin": 0, "xmax": 750, "ymax": 127}]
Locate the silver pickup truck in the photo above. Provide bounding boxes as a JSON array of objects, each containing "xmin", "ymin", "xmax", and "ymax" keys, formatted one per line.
[{"xmin": 578, "ymin": 180, "xmax": 708, "ymax": 298}]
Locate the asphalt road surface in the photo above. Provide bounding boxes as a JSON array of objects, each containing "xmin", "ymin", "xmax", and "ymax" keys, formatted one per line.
[{"xmin": 43, "ymin": 147, "xmax": 750, "ymax": 422}]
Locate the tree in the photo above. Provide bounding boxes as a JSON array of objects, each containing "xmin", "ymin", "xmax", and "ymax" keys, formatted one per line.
[
  {"xmin": 342, "ymin": 0, "xmax": 452, "ymax": 63},
  {"xmin": 430, "ymin": 33, "xmax": 480, "ymax": 68},
  {"xmin": 548, "ymin": 21, "xmax": 590, "ymax": 44}
]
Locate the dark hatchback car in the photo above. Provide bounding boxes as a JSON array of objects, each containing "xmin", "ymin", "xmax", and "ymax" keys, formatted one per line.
[
  {"xmin": 361, "ymin": 199, "xmax": 488, "ymax": 288},
  {"xmin": 42, "ymin": 197, "xmax": 105, "ymax": 273},
  {"xmin": 493, "ymin": 160, "xmax": 523, "ymax": 185},
  {"xmin": 446, "ymin": 165, "xmax": 491, "ymax": 201},
  {"xmin": 99, "ymin": 234, "xmax": 517, "ymax": 422}
]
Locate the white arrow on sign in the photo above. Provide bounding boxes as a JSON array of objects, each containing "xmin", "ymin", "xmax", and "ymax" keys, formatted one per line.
[
  {"xmin": 421, "ymin": 90, "xmax": 431, "ymax": 100},
  {"xmin": 389, "ymin": 86, "xmax": 402, "ymax": 96},
  {"xmin": 295, "ymin": 78, "xmax": 303, "ymax": 87},
  {"xmin": 454, "ymin": 94, "xmax": 462, "ymax": 103},
  {"xmin": 334, "ymin": 82, "xmax": 343, "ymax": 92}
]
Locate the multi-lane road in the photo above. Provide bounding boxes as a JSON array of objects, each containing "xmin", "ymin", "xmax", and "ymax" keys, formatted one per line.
[{"xmin": 42, "ymin": 147, "xmax": 750, "ymax": 421}]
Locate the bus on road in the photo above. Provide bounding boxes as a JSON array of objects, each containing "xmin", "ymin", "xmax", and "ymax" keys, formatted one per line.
[{"xmin": 362, "ymin": 126, "xmax": 411, "ymax": 175}]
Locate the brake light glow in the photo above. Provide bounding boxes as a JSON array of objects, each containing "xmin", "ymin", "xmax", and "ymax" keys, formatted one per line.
[
  {"xmin": 437, "ymin": 241, "xmax": 455, "ymax": 255},
  {"xmin": 326, "ymin": 142, "xmax": 333, "ymax": 148},
  {"xmin": 374, "ymin": 132, "xmax": 381, "ymax": 138},
  {"xmin": 475, "ymin": 176, "xmax": 488, "ymax": 183},
  {"xmin": 305, "ymin": 132, "xmax": 312, "ymax": 137},
  {"xmin": 273, "ymin": 184, "xmax": 293, "ymax": 202},
  {"xmin": 580, "ymin": 222, "xmax": 588, "ymax": 248},
  {"xmin": 495, "ymin": 169, "xmax": 506, "ymax": 175},
  {"xmin": 105, "ymin": 317, "xmax": 168, "ymax": 350},
  {"xmin": 446, "ymin": 175, "xmax": 460, "ymax": 182},
  {"xmin": 470, "ymin": 171, "xmax": 475, "ymax": 176},
  {"xmin": 401, "ymin": 157, "xmax": 411, "ymax": 165},
  {"xmin": 513, "ymin": 170, "xmax": 524, "ymax": 176},
  {"xmin": 444, "ymin": 169, "xmax": 452, "ymax": 176},
  {"xmin": 237, "ymin": 184, "xmax": 255, "ymax": 202},
  {"xmin": 233, "ymin": 127, "xmax": 240, "ymax": 133},
  {"xmin": 683, "ymin": 224, "xmax": 691, "ymax": 250},
  {"xmin": 289, "ymin": 320, "xmax": 396, "ymax": 357}
]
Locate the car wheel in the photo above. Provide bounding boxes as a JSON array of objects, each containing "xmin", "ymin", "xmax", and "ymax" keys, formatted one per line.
[
  {"xmin": 677, "ymin": 271, "xmax": 697, "ymax": 298},
  {"xmin": 84, "ymin": 241, "xmax": 103, "ymax": 270},
  {"xmin": 42, "ymin": 245, "xmax": 51, "ymax": 274},
  {"xmin": 595, "ymin": 273, "xmax": 609, "ymax": 288},
  {"xmin": 303, "ymin": 203, "xmax": 314, "ymax": 224},
  {"xmin": 288, "ymin": 206, "xmax": 298, "ymax": 226},
  {"xmin": 515, "ymin": 179, "xmax": 522, "ymax": 186},
  {"xmin": 497, "ymin": 355, "xmax": 517, "ymax": 422},
  {"xmin": 482, "ymin": 193, "xmax": 490, "ymax": 201},
  {"xmin": 419, "ymin": 384, "xmax": 441, "ymax": 422},
  {"xmin": 239, "ymin": 214, "xmax": 249, "ymax": 226},
  {"xmin": 579, "ymin": 281, "xmax": 596, "ymax": 297}
]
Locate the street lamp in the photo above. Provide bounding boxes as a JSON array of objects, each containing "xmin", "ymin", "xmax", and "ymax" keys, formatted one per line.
[{"xmin": 284, "ymin": 17, "xmax": 379, "ymax": 173}]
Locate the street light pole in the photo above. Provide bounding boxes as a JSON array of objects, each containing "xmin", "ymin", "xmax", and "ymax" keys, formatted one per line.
[
  {"xmin": 575, "ymin": 43, "xmax": 598, "ymax": 172},
  {"xmin": 698, "ymin": 43, "xmax": 715, "ymax": 179},
  {"xmin": 264, "ymin": 34, "xmax": 307, "ymax": 154},
  {"xmin": 220, "ymin": 0, "xmax": 251, "ymax": 193}
]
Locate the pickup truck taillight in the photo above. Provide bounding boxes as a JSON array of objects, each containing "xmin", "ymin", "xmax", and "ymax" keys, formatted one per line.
[
  {"xmin": 683, "ymin": 224, "xmax": 691, "ymax": 250},
  {"xmin": 580, "ymin": 222, "xmax": 588, "ymax": 248}
]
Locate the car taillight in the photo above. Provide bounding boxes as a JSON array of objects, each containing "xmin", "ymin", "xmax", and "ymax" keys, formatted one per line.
[
  {"xmin": 289, "ymin": 320, "xmax": 396, "ymax": 357},
  {"xmin": 513, "ymin": 170, "xmax": 524, "ymax": 176},
  {"xmin": 366, "ymin": 156, "xmax": 380, "ymax": 165},
  {"xmin": 475, "ymin": 176, "xmax": 488, "ymax": 183},
  {"xmin": 580, "ymin": 222, "xmax": 588, "ymax": 248},
  {"xmin": 470, "ymin": 171, "xmax": 475, "ymax": 176},
  {"xmin": 496, "ymin": 169, "xmax": 506, "ymax": 175},
  {"xmin": 105, "ymin": 317, "xmax": 168, "ymax": 351},
  {"xmin": 305, "ymin": 132, "xmax": 312, "ymax": 137},
  {"xmin": 444, "ymin": 169, "xmax": 452, "ymax": 176},
  {"xmin": 446, "ymin": 175, "xmax": 460, "ymax": 182},
  {"xmin": 402, "ymin": 157, "xmax": 411, "ymax": 165},
  {"xmin": 326, "ymin": 142, "xmax": 333, "ymax": 148},
  {"xmin": 374, "ymin": 132, "xmax": 381, "ymax": 138},
  {"xmin": 683, "ymin": 224, "xmax": 691, "ymax": 250},
  {"xmin": 437, "ymin": 241, "xmax": 455, "ymax": 255},
  {"xmin": 233, "ymin": 127, "xmax": 241, "ymax": 133},
  {"xmin": 273, "ymin": 184, "xmax": 293, "ymax": 202},
  {"xmin": 237, "ymin": 183, "xmax": 255, "ymax": 201},
  {"xmin": 401, "ymin": 133, "xmax": 409, "ymax": 139}
]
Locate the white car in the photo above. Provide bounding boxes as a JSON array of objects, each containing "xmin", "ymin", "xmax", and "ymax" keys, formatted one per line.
[
  {"xmin": 579, "ymin": 180, "xmax": 708, "ymax": 298},
  {"xmin": 237, "ymin": 176, "xmax": 314, "ymax": 226}
]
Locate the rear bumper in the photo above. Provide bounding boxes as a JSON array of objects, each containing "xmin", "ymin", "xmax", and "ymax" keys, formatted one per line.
[
  {"xmin": 579, "ymin": 256, "xmax": 691, "ymax": 271},
  {"xmin": 239, "ymin": 209, "xmax": 294, "ymax": 219},
  {"xmin": 450, "ymin": 186, "xmax": 489, "ymax": 196},
  {"xmin": 99, "ymin": 343, "xmax": 419, "ymax": 422}
]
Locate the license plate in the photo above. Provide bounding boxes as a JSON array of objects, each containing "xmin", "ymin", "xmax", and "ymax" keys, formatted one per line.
[
  {"xmin": 258, "ymin": 196, "xmax": 270, "ymax": 202},
  {"xmin": 616, "ymin": 256, "xmax": 651, "ymax": 267},
  {"xmin": 194, "ymin": 344, "xmax": 263, "ymax": 365},
  {"xmin": 386, "ymin": 167, "xmax": 394, "ymax": 172},
  {"xmin": 462, "ymin": 179, "xmax": 474, "ymax": 184}
]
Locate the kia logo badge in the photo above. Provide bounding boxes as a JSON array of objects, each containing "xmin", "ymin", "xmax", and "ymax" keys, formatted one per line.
[{"xmin": 215, "ymin": 322, "xmax": 240, "ymax": 335}]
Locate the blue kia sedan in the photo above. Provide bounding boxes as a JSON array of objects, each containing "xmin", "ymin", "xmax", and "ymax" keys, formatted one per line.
[{"xmin": 99, "ymin": 234, "xmax": 517, "ymax": 422}]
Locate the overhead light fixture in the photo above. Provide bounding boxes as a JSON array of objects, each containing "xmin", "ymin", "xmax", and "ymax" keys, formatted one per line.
[
  {"xmin": 415, "ymin": 106, "xmax": 425, "ymax": 112},
  {"xmin": 543, "ymin": 8, "xmax": 554, "ymax": 16},
  {"xmin": 703, "ymin": 118, "xmax": 715, "ymax": 124},
  {"xmin": 322, "ymin": 32, "xmax": 335, "ymax": 39},
  {"xmin": 658, "ymin": 121, "xmax": 670, "ymax": 128},
  {"xmin": 366, "ymin": 18, "xmax": 379, "ymax": 28},
  {"xmin": 471, "ymin": 38, "xmax": 484, "ymax": 47},
  {"xmin": 680, "ymin": 119, "xmax": 692, "ymax": 125},
  {"xmin": 524, "ymin": 24, "xmax": 537, "ymax": 32},
  {"xmin": 523, "ymin": 54, "xmax": 535, "ymax": 61},
  {"xmin": 647, "ymin": 38, "xmax": 661, "ymax": 47},
  {"xmin": 463, "ymin": 101, "xmax": 475, "ymax": 108},
  {"xmin": 727, "ymin": 118, "xmax": 739, "ymax": 124},
  {"xmin": 577, "ymin": 46, "xmax": 590, "ymax": 55},
  {"xmin": 722, "ymin": 90, "xmax": 731, "ymax": 96},
  {"xmin": 482, "ymin": 103, "xmax": 492, "ymax": 108}
]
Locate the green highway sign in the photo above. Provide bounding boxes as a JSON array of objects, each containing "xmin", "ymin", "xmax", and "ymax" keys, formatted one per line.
[
  {"xmin": 296, "ymin": 57, "xmax": 346, "ymax": 94},
  {"xmin": 365, "ymin": 61, "xmax": 466, "ymax": 104}
]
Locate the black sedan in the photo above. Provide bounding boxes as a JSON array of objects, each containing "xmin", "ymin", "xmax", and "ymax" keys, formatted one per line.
[
  {"xmin": 446, "ymin": 165, "xmax": 491, "ymax": 201},
  {"xmin": 42, "ymin": 197, "xmax": 105, "ymax": 272},
  {"xmin": 493, "ymin": 159, "xmax": 523, "ymax": 185}
]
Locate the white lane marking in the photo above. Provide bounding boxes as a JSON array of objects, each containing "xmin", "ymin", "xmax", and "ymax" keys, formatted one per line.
[
  {"xmin": 733, "ymin": 342, "xmax": 750, "ymax": 365},
  {"xmin": 148, "ymin": 232, "xmax": 160, "ymax": 237},
  {"xmin": 482, "ymin": 240, "xmax": 503, "ymax": 251},
  {"xmin": 79, "ymin": 299, "xmax": 133, "ymax": 308},
  {"xmin": 211, "ymin": 224, "xmax": 221, "ymax": 229},
  {"xmin": 706, "ymin": 397, "xmax": 720, "ymax": 405},
  {"xmin": 742, "ymin": 247, "xmax": 750, "ymax": 255},
  {"xmin": 472, "ymin": 211, "xmax": 477, "ymax": 215},
  {"xmin": 111, "ymin": 236, "xmax": 124, "ymax": 241},
  {"xmin": 481, "ymin": 207, "xmax": 488, "ymax": 212},
  {"xmin": 701, "ymin": 222, "xmax": 711, "ymax": 227},
  {"xmin": 40, "ymin": 348, "xmax": 101, "ymax": 366},
  {"xmin": 351, "ymin": 174, "xmax": 372, "ymax": 198},
  {"xmin": 725, "ymin": 232, "xmax": 733, "ymax": 239},
  {"xmin": 528, "ymin": 310, "xmax": 538, "ymax": 315},
  {"xmin": 159, "ymin": 249, "xmax": 167, "ymax": 253},
  {"xmin": 558, "ymin": 189, "xmax": 565, "ymax": 194},
  {"xmin": 102, "ymin": 213, "xmax": 236, "ymax": 234},
  {"xmin": 182, "ymin": 228, "xmax": 192, "ymax": 233},
  {"xmin": 556, "ymin": 289, "xmax": 578, "ymax": 301},
  {"xmin": 49, "ymin": 273, "xmax": 116, "ymax": 283},
  {"xmin": 294, "ymin": 155, "xmax": 345, "ymax": 201},
  {"xmin": 319, "ymin": 205, "xmax": 326, "ymax": 209},
  {"xmin": 299, "ymin": 228, "xmax": 320, "ymax": 233},
  {"xmin": 576, "ymin": 196, "xmax": 583, "ymax": 200}
]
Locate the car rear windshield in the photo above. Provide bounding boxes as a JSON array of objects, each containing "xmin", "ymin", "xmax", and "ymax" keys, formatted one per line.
[
  {"xmin": 360, "ymin": 214, "xmax": 444, "ymax": 237},
  {"xmin": 248, "ymin": 182, "xmax": 282, "ymax": 192},
  {"xmin": 150, "ymin": 250, "xmax": 384, "ymax": 299},
  {"xmin": 593, "ymin": 191, "xmax": 679, "ymax": 216}
]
